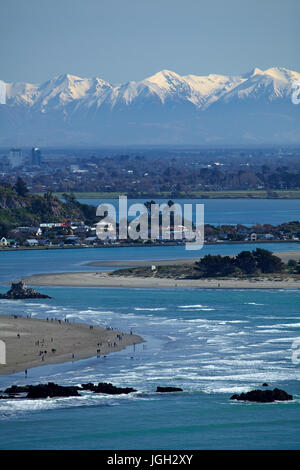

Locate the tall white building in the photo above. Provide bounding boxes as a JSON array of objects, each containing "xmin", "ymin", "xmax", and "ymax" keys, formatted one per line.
[{"xmin": 8, "ymin": 148, "xmax": 24, "ymax": 168}]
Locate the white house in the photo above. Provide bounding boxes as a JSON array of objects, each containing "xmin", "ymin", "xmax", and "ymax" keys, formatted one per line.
[
  {"xmin": 25, "ymin": 239, "xmax": 39, "ymax": 246},
  {"xmin": 0, "ymin": 237, "xmax": 8, "ymax": 247}
]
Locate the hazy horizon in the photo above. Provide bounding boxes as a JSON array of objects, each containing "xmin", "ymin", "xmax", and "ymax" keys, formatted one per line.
[
  {"xmin": 1, "ymin": 0, "xmax": 299, "ymax": 84},
  {"xmin": 1, "ymin": 1, "xmax": 299, "ymax": 147}
]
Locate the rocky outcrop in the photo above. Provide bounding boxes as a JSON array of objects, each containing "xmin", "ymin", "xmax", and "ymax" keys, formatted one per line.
[
  {"xmin": 4, "ymin": 385, "xmax": 30, "ymax": 394},
  {"xmin": 2, "ymin": 381, "xmax": 136, "ymax": 399},
  {"xmin": 26, "ymin": 382, "xmax": 80, "ymax": 399},
  {"xmin": 81, "ymin": 382, "xmax": 136, "ymax": 395},
  {"xmin": 156, "ymin": 387, "xmax": 183, "ymax": 393},
  {"xmin": 230, "ymin": 388, "xmax": 293, "ymax": 403},
  {"xmin": 0, "ymin": 281, "xmax": 51, "ymax": 299},
  {"xmin": 1, "ymin": 382, "xmax": 186, "ymax": 399}
]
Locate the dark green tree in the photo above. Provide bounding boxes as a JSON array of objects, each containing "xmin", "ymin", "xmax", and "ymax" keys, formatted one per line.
[
  {"xmin": 44, "ymin": 189, "xmax": 54, "ymax": 202},
  {"xmin": 253, "ymin": 248, "xmax": 283, "ymax": 273},
  {"xmin": 14, "ymin": 177, "xmax": 29, "ymax": 197},
  {"xmin": 195, "ymin": 254, "xmax": 236, "ymax": 277},
  {"xmin": 235, "ymin": 251, "xmax": 257, "ymax": 274}
]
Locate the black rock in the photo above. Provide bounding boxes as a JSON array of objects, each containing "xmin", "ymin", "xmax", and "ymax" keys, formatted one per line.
[
  {"xmin": 26, "ymin": 382, "xmax": 80, "ymax": 399},
  {"xmin": 4, "ymin": 385, "xmax": 30, "ymax": 394},
  {"xmin": 230, "ymin": 388, "xmax": 293, "ymax": 403},
  {"xmin": 0, "ymin": 281, "xmax": 51, "ymax": 300},
  {"xmin": 81, "ymin": 382, "xmax": 136, "ymax": 395},
  {"xmin": 262, "ymin": 383, "xmax": 269, "ymax": 387},
  {"xmin": 156, "ymin": 387, "xmax": 183, "ymax": 393},
  {"xmin": 80, "ymin": 382, "xmax": 97, "ymax": 392}
]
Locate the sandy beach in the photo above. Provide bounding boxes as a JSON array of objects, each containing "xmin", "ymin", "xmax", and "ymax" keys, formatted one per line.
[
  {"xmin": 273, "ymin": 250, "xmax": 300, "ymax": 263},
  {"xmin": 22, "ymin": 250, "xmax": 300, "ymax": 290},
  {"xmin": 0, "ymin": 315, "xmax": 143, "ymax": 375},
  {"xmin": 23, "ymin": 271, "xmax": 300, "ymax": 289}
]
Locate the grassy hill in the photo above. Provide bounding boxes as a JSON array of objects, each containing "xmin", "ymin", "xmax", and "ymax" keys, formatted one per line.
[{"xmin": 0, "ymin": 182, "xmax": 96, "ymax": 237}]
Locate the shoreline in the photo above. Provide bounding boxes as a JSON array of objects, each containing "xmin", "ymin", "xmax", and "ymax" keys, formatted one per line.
[
  {"xmin": 18, "ymin": 251, "xmax": 300, "ymax": 290},
  {"xmin": 22, "ymin": 271, "xmax": 300, "ymax": 290},
  {"xmin": 1, "ymin": 239, "xmax": 299, "ymax": 253},
  {"xmin": 44, "ymin": 190, "xmax": 300, "ymax": 199},
  {"xmin": 0, "ymin": 315, "xmax": 143, "ymax": 375}
]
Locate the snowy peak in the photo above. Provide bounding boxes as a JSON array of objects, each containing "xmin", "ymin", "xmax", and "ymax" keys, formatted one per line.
[
  {"xmin": 52, "ymin": 73, "xmax": 84, "ymax": 83},
  {"xmin": 251, "ymin": 67, "xmax": 263, "ymax": 75},
  {"xmin": 218, "ymin": 66, "xmax": 300, "ymax": 103},
  {"xmin": 39, "ymin": 74, "xmax": 92, "ymax": 106},
  {"xmin": 5, "ymin": 81, "xmax": 40, "ymax": 106},
  {"xmin": 245, "ymin": 67, "xmax": 264, "ymax": 77},
  {"xmin": 1, "ymin": 66, "xmax": 299, "ymax": 145},
  {"xmin": 142, "ymin": 69, "xmax": 244, "ymax": 106},
  {"xmin": 2, "ymin": 66, "xmax": 299, "ymax": 110},
  {"xmin": 145, "ymin": 69, "xmax": 183, "ymax": 86}
]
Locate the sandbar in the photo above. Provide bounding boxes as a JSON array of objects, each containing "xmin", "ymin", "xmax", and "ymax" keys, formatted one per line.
[
  {"xmin": 23, "ymin": 271, "xmax": 300, "ymax": 289},
  {"xmin": 0, "ymin": 314, "xmax": 142, "ymax": 375}
]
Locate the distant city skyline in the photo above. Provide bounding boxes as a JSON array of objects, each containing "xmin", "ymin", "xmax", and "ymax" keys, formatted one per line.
[{"xmin": 1, "ymin": 0, "xmax": 299, "ymax": 84}]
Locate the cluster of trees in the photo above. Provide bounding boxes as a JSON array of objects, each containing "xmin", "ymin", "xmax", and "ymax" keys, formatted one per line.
[
  {"xmin": 14, "ymin": 177, "xmax": 29, "ymax": 197},
  {"xmin": 194, "ymin": 249, "xmax": 284, "ymax": 277}
]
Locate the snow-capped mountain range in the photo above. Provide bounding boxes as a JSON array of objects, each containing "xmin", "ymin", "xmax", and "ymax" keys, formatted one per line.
[{"xmin": 1, "ymin": 67, "xmax": 300, "ymax": 145}]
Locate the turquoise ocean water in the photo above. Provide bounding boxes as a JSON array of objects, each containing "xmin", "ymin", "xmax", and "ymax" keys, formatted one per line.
[{"xmin": 0, "ymin": 200, "xmax": 299, "ymax": 449}]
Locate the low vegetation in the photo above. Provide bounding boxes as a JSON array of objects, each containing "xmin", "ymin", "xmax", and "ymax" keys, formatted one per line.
[{"xmin": 110, "ymin": 249, "xmax": 300, "ymax": 280}]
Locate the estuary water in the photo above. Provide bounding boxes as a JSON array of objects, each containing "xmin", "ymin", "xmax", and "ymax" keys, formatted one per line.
[
  {"xmin": 78, "ymin": 197, "xmax": 300, "ymax": 226},
  {"xmin": 0, "ymin": 242, "xmax": 298, "ymax": 283}
]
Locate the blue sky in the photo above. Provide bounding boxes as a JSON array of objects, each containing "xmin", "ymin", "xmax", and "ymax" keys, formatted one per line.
[{"xmin": 1, "ymin": 0, "xmax": 299, "ymax": 84}]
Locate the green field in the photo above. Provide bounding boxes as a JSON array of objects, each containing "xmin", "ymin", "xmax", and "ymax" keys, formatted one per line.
[{"xmin": 48, "ymin": 190, "xmax": 300, "ymax": 199}]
